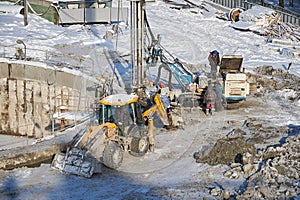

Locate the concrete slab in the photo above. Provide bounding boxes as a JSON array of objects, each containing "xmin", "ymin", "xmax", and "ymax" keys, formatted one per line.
[
  {"xmin": 0, "ymin": 135, "xmax": 35, "ymax": 151},
  {"xmin": 0, "ymin": 123, "xmax": 88, "ymax": 170}
]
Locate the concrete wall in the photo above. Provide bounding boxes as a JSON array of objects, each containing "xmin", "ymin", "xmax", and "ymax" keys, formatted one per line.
[{"xmin": 0, "ymin": 62, "xmax": 98, "ymax": 138}]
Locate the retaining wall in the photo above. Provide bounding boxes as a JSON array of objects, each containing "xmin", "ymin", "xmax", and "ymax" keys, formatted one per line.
[{"xmin": 0, "ymin": 61, "xmax": 98, "ymax": 138}]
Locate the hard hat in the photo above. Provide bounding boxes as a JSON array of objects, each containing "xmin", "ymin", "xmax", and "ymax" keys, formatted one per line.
[
  {"xmin": 159, "ymin": 82, "xmax": 165, "ymax": 88},
  {"xmin": 212, "ymin": 50, "xmax": 219, "ymax": 55}
]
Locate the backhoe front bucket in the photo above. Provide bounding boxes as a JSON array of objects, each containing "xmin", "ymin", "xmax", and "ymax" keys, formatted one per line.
[{"xmin": 51, "ymin": 147, "xmax": 101, "ymax": 178}]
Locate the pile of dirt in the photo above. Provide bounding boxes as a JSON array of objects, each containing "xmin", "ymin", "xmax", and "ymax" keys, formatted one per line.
[
  {"xmin": 193, "ymin": 135, "xmax": 256, "ymax": 165},
  {"xmin": 193, "ymin": 119, "xmax": 286, "ymax": 166}
]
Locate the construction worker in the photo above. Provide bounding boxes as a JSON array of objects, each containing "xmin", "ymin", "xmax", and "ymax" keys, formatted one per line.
[
  {"xmin": 214, "ymin": 80, "xmax": 224, "ymax": 112},
  {"xmin": 208, "ymin": 50, "xmax": 220, "ymax": 80},
  {"xmin": 229, "ymin": 8, "xmax": 243, "ymax": 22},
  {"xmin": 203, "ymin": 80, "xmax": 217, "ymax": 115},
  {"xmin": 157, "ymin": 82, "xmax": 170, "ymax": 110},
  {"xmin": 159, "ymin": 82, "xmax": 165, "ymax": 89}
]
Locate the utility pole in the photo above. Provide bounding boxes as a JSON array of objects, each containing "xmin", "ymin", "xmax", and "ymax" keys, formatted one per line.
[
  {"xmin": 23, "ymin": 0, "xmax": 28, "ymax": 26},
  {"xmin": 130, "ymin": 0, "xmax": 145, "ymax": 86}
]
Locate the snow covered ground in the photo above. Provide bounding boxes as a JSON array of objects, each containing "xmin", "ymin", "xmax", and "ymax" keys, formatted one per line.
[{"xmin": 0, "ymin": 0, "xmax": 299, "ymax": 199}]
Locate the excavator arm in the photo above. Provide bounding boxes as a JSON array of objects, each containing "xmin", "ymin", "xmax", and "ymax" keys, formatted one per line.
[
  {"xmin": 141, "ymin": 93, "xmax": 170, "ymax": 126},
  {"xmin": 75, "ymin": 123, "xmax": 118, "ymax": 150}
]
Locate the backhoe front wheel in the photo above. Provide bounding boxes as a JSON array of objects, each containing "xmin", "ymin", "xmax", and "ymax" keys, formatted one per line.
[
  {"xmin": 103, "ymin": 142, "xmax": 124, "ymax": 169},
  {"xmin": 129, "ymin": 137, "xmax": 149, "ymax": 157}
]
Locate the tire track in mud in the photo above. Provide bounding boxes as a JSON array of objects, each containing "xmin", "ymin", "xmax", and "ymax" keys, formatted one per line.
[{"xmin": 118, "ymin": 120, "xmax": 201, "ymax": 174}]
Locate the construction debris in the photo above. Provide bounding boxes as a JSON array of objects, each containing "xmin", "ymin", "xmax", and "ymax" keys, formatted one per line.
[
  {"xmin": 227, "ymin": 5, "xmax": 300, "ymax": 42},
  {"xmin": 264, "ymin": 19, "xmax": 300, "ymax": 42},
  {"xmin": 193, "ymin": 118, "xmax": 300, "ymax": 199}
]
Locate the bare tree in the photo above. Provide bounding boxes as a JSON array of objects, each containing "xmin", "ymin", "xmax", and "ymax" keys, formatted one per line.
[{"xmin": 279, "ymin": 0, "xmax": 284, "ymax": 8}]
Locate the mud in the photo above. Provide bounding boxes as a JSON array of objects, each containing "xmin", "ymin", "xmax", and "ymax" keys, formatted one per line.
[
  {"xmin": 193, "ymin": 118, "xmax": 288, "ymax": 166},
  {"xmin": 194, "ymin": 136, "xmax": 256, "ymax": 165}
]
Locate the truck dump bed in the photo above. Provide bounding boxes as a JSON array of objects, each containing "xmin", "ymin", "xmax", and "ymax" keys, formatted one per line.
[{"xmin": 220, "ymin": 55, "xmax": 243, "ymax": 73}]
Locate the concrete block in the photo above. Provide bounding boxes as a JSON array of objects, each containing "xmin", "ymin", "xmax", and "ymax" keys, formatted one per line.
[
  {"xmin": 0, "ymin": 62, "xmax": 97, "ymax": 138},
  {"xmin": 33, "ymin": 82, "xmax": 43, "ymax": 138},
  {"xmin": 8, "ymin": 80, "xmax": 18, "ymax": 135},
  {"xmin": 17, "ymin": 80, "xmax": 26, "ymax": 136},
  {"xmin": 41, "ymin": 83, "xmax": 51, "ymax": 137},
  {"xmin": 0, "ymin": 62, "xmax": 9, "ymax": 78},
  {"xmin": 25, "ymin": 81, "xmax": 34, "ymax": 137},
  {"xmin": 0, "ymin": 78, "xmax": 8, "ymax": 132},
  {"xmin": 56, "ymin": 71, "xmax": 76, "ymax": 88},
  {"xmin": 10, "ymin": 63, "xmax": 25, "ymax": 79}
]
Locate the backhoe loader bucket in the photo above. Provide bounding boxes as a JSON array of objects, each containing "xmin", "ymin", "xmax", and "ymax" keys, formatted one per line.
[{"xmin": 51, "ymin": 147, "xmax": 101, "ymax": 178}]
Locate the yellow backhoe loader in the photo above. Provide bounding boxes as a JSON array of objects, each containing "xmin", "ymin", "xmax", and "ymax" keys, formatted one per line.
[{"xmin": 51, "ymin": 91, "xmax": 171, "ymax": 178}]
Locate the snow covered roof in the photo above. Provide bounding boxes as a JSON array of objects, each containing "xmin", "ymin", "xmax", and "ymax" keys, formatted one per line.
[
  {"xmin": 0, "ymin": 3, "xmax": 23, "ymax": 14},
  {"xmin": 99, "ymin": 93, "xmax": 138, "ymax": 106}
]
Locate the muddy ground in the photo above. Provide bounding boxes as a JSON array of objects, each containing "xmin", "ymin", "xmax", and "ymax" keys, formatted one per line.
[{"xmin": 146, "ymin": 66, "xmax": 300, "ymax": 199}]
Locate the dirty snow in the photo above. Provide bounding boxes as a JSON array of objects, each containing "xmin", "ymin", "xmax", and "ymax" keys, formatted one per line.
[{"xmin": 0, "ymin": 0, "xmax": 299, "ymax": 199}]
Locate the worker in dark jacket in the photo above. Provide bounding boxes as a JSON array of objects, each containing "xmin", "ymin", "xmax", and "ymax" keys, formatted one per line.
[
  {"xmin": 208, "ymin": 50, "xmax": 220, "ymax": 80},
  {"xmin": 214, "ymin": 80, "xmax": 224, "ymax": 112},
  {"xmin": 203, "ymin": 81, "xmax": 217, "ymax": 115}
]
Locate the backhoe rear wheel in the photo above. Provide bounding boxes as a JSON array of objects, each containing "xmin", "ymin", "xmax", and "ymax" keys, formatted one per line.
[
  {"xmin": 129, "ymin": 137, "xmax": 149, "ymax": 157},
  {"xmin": 103, "ymin": 142, "xmax": 124, "ymax": 169}
]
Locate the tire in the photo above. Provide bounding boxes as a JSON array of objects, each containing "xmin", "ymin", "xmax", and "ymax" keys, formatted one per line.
[
  {"xmin": 129, "ymin": 137, "xmax": 149, "ymax": 157},
  {"xmin": 103, "ymin": 142, "xmax": 124, "ymax": 169}
]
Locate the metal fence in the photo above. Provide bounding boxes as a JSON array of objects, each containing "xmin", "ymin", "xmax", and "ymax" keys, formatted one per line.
[
  {"xmin": 0, "ymin": 44, "xmax": 96, "ymax": 76},
  {"xmin": 209, "ymin": 0, "xmax": 300, "ymax": 26}
]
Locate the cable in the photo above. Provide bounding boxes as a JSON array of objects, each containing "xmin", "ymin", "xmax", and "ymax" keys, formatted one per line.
[
  {"xmin": 14, "ymin": 0, "xmax": 22, "ymax": 5},
  {"xmin": 115, "ymin": 0, "xmax": 121, "ymax": 50}
]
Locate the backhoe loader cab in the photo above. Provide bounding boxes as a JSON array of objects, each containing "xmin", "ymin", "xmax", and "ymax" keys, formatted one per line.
[{"xmin": 95, "ymin": 94, "xmax": 147, "ymax": 136}]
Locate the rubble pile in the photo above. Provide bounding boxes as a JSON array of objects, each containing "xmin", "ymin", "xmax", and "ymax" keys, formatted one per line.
[
  {"xmin": 255, "ymin": 65, "xmax": 300, "ymax": 91},
  {"xmin": 234, "ymin": 127, "xmax": 300, "ymax": 199},
  {"xmin": 253, "ymin": 66, "xmax": 300, "ymax": 105},
  {"xmin": 193, "ymin": 119, "xmax": 300, "ymax": 199},
  {"xmin": 228, "ymin": 5, "xmax": 300, "ymax": 43},
  {"xmin": 193, "ymin": 119, "xmax": 287, "ymax": 166},
  {"xmin": 264, "ymin": 21, "xmax": 300, "ymax": 42}
]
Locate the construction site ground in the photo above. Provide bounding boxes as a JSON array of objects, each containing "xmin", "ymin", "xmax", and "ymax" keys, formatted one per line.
[
  {"xmin": 0, "ymin": 1, "xmax": 300, "ymax": 199},
  {"xmin": 0, "ymin": 77, "xmax": 299, "ymax": 199}
]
